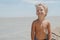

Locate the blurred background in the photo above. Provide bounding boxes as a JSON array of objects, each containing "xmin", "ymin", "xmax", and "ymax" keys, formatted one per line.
[{"xmin": 0, "ymin": 0, "xmax": 60, "ymax": 40}]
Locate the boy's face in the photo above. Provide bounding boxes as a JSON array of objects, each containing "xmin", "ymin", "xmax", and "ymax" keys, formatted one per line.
[{"xmin": 36, "ymin": 6, "xmax": 46, "ymax": 17}]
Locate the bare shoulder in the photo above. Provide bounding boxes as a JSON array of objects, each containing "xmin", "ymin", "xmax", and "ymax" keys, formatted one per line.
[
  {"xmin": 32, "ymin": 19, "xmax": 38, "ymax": 25},
  {"xmin": 31, "ymin": 19, "xmax": 37, "ymax": 30},
  {"xmin": 43, "ymin": 20, "xmax": 51, "ymax": 27},
  {"xmin": 44, "ymin": 20, "xmax": 51, "ymax": 30},
  {"xmin": 44, "ymin": 20, "xmax": 50, "ymax": 24},
  {"xmin": 45, "ymin": 20, "xmax": 51, "ymax": 28}
]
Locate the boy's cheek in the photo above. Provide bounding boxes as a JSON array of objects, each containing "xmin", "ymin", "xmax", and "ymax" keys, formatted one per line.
[{"xmin": 36, "ymin": 12, "xmax": 39, "ymax": 15}]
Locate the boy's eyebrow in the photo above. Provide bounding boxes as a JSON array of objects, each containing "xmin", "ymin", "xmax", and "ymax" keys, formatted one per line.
[{"xmin": 35, "ymin": 3, "xmax": 48, "ymax": 14}]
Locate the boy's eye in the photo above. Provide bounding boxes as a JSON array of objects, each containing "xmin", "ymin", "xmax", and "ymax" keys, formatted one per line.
[
  {"xmin": 37, "ymin": 10, "xmax": 39, "ymax": 12},
  {"xmin": 40, "ymin": 9, "xmax": 43, "ymax": 11},
  {"xmin": 37, "ymin": 9, "xmax": 43, "ymax": 12}
]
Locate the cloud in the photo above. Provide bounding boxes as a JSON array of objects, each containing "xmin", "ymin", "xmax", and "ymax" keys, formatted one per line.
[{"xmin": 21, "ymin": 0, "xmax": 60, "ymax": 5}]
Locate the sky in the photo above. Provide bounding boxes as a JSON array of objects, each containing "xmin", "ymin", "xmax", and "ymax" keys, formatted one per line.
[{"xmin": 0, "ymin": 0, "xmax": 60, "ymax": 17}]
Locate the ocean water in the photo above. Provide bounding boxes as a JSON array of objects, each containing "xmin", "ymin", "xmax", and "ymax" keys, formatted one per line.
[{"xmin": 0, "ymin": 16, "xmax": 60, "ymax": 40}]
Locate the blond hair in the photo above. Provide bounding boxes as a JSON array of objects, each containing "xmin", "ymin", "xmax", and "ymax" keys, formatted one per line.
[{"xmin": 35, "ymin": 3, "xmax": 48, "ymax": 16}]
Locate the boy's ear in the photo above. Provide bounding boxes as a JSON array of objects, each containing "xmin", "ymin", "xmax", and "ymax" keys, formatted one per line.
[
  {"xmin": 45, "ymin": 13, "xmax": 47, "ymax": 17},
  {"xmin": 45, "ymin": 6, "xmax": 48, "ymax": 14}
]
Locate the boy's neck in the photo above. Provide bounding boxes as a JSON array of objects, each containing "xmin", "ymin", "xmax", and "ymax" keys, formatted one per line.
[{"xmin": 38, "ymin": 16, "xmax": 45, "ymax": 23}]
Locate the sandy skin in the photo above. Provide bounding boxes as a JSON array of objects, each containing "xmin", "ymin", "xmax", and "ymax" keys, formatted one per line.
[{"xmin": 31, "ymin": 3, "xmax": 52, "ymax": 40}]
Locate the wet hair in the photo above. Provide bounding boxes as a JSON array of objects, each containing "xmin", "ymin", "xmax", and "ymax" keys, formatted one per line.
[{"xmin": 35, "ymin": 3, "xmax": 48, "ymax": 16}]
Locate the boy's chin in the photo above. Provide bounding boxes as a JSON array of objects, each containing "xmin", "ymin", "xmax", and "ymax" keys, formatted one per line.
[
  {"xmin": 38, "ymin": 15, "xmax": 42, "ymax": 16},
  {"xmin": 38, "ymin": 15, "xmax": 44, "ymax": 17}
]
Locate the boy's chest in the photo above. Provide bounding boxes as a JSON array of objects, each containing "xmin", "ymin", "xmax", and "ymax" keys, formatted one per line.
[{"xmin": 35, "ymin": 21, "xmax": 48, "ymax": 30}]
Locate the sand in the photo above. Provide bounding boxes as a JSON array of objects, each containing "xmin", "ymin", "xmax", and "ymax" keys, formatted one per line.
[{"xmin": 0, "ymin": 16, "xmax": 60, "ymax": 40}]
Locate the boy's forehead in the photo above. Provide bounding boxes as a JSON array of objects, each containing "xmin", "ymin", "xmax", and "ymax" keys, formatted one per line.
[{"xmin": 36, "ymin": 6, "xmax": 44, "ymax": 9}]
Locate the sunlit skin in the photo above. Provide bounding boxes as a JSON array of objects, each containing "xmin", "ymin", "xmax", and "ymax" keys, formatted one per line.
[{"xmin": 31, "ymin": 4, "xmax": 52, "ymax": 40}]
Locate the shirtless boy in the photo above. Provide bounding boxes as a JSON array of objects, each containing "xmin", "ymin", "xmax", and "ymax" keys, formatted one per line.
[{"xmin": 31, "ymin": 3, "xmax": 52, "ymax": 40}]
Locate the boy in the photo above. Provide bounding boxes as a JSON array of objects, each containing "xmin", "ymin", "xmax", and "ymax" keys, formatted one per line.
[{"xmin": 31, "ymin": 3, "xmax": 52, "ymax": 40}]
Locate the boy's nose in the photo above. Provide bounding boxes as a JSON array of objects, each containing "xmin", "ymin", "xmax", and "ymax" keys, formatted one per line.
[
  {"xmin": 39, "ymin": 10, "xmax": 41, "ymax": 13},
  {"xmin": 39, "ymin": 11, "xmax": 42, "ymax": 14}
]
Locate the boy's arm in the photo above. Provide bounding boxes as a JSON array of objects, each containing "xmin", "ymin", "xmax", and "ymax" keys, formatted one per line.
[
  {"xmin": 47, "ymin": 22, "xmax": 52, "ymax": 40},
  {"xmin": 31, "ymin": 22, "xmax": 36, "ymax": 40}
]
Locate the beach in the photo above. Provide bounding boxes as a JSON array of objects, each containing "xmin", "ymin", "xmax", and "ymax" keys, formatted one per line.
[{"xmin": 0, "ymin": 16, "xmax": 60, "ymax": 40}]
